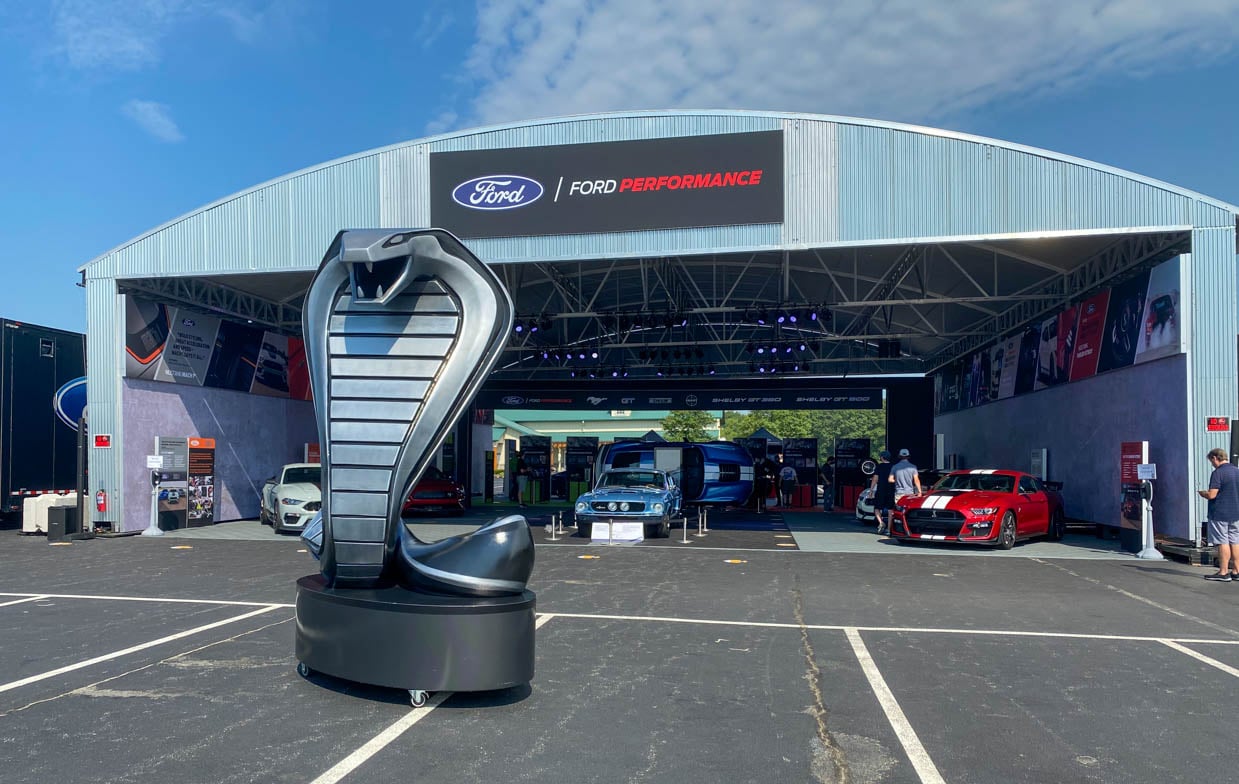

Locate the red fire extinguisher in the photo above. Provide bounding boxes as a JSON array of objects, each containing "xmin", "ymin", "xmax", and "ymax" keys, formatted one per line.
[{"xmin": 95, "ymin": 490, "xmax": 107, "ymax": 513}]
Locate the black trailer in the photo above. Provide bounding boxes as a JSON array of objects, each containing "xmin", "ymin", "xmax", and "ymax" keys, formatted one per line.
[{"xmin": 0, "ymin": 320, "xmax": 86, "ymax": 517}]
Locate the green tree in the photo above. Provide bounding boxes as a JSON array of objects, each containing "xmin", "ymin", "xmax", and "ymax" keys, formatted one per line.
[
  {"xmin": 661, "ymin": 410, "xmax": 716, "ymax": 442},
  {"xmin": 722, "ymin": 408, "xmax": 887, "ymax": 455}
]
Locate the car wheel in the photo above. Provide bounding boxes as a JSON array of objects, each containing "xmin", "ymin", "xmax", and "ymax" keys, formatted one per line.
[
  {"xmin": 998, "ymin": 512, "xmax": 1016, "ymax": 550},
  {"xmin": 1048, "ymin": 509, "xmax": 1065, "ymax": 542}
]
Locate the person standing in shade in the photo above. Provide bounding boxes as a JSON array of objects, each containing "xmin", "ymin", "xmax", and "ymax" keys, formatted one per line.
[
  {"xmin": 778, "ymin": 461, "xmax": 798, "ymax": 508},
  {"xmin": 889, "ymin": 448, "xmax": 922, "ymax": 503},
  {"xmin": 870, "ymin": 451, "xmax": 895, "ymax": 534},
  {"xmin": 820, "ymin": 457, "xmax": 835, "ymax": 513},
  {"xmin": 1197, "ymin": 447, "xmax": 1239, "ymax": 581},
  {"xmin": 515, "ymin": 452, "xmax": 530, "ymax": 508}
]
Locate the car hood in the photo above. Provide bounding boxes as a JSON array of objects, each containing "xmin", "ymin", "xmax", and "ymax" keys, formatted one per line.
[
  {"xmin": 580, "ymin": 488, "xmax": 669, "ymax": 502},
  {"xmin": 901, "ymin": 489, "xmax": 1006, "ymax": 510},
  {"xmin": 277, "ymin": 482, "xmax": 321, "ymax": 501}
]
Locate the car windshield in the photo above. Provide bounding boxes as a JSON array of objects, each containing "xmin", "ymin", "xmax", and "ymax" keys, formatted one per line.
[
  {"xmin": 933, "ymin": 473, "xmax": 1013, "ymax": 493},
  {"xmin": 598, "ymin": 471, "xmax": 665, "ymax": 489},
  {"xmin": 285, "ymin": 467, "xmax": 321, "ymax": 486},
  {"xmin": 421, "ymin": 466, "xmax": 445, "ymax": 482}
]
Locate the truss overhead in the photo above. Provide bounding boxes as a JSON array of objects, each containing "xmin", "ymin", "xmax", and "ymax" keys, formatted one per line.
[{"xmin": 119, "ymin": 276, "xmax": 303, "ymax": 334}]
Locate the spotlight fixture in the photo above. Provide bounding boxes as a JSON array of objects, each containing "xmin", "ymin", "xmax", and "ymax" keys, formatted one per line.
[
  {"xmin": 776, "ymin": 310, "xmax": 787, "ymax": 324},
  {"xmin": 708, "ymin": 366, "xmax": 716, "ymax": 375},
  {"xmin": 590, "ymin": 349, "xmax": 599, "ymax": 359},
  {"xmin": 513, "ymin": 323, "xmax": 525, "ymax": 334},
  {"xmin": 757, "ymin": 307, "xmax": 768, "ymax": 325},
  {"xmin": 527, "ymin": 319, "xmax": 539, "ymax": 334}
]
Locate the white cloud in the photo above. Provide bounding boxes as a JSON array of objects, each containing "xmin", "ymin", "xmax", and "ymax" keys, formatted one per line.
[
  {"xmin": 48, "ymin": 0, "xmax": 295, "ymax": 71},
  {"xmin": 122, "ymin": 99, "xmax": 185, "ymax": 142},
  {"xmin": 455, "ymin": 0, "xmax": 1239, "ymax": 128}
]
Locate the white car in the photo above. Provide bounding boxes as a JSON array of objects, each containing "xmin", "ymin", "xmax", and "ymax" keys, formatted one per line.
[
  {"xmin": 260, "ymin": 463, "xmax": 321, "ymax": 534},
  {"xmin": 856, "ymin": 486, "xmax": 876, "ymax": 523}
]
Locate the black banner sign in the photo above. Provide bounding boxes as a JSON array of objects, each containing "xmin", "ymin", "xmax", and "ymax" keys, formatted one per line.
[
  {"xmin": 478, "ymin": 387, "xmax": 882, "ymax": 411},
  {"xmin": 430, "ymin": 131, "xmax": 784, "ymax": 239}
]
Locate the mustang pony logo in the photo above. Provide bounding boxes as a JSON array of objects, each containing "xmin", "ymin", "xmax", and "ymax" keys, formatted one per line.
[
  {"xmin": 586, "ymin": 396, "xmax": 607, "ymax": 406},
  {"xmin": 452, "ymin": 175, "xmax": 544, "ymax": 210}
]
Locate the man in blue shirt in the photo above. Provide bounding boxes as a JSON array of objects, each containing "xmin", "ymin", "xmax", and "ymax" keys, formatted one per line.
[{"xmin": 1197, "ymin": 448, "xmax": 1239, "ymax": 581}]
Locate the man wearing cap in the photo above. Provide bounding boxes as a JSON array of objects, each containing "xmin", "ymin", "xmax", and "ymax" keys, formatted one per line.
[
  {"xmin": 870, "ymin": 451, "xmax": 896, "ymax": 534},
  {"xmin": 889, "ymin": 448, "xmax": 922, "ymax": 504}
]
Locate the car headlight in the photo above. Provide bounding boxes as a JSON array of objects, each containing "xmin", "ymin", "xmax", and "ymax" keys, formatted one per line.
[
  {"xmin": 575, "ymin": 501, "xmax": 587, "ymax": 512},
  {"xmin": 619, "ymin": 502, "xmax": 630, "ymax": 512},
  {"xmin": 607, "ymin": 502, "xmax": 618, "ymax": 511},
  {"xmin": 969, "ymin": 507, "xmax": 998, "ymax": 515},
  {"xmin": 894, "ymin": 504, "xmax": 906, "ymax": 513},
  {"xmin": 652, "ymin": 503, "xmax": 664, "ymax": 513},
  {"xmin": 281, "ymin": 498, "xmax": 305, "ymax": 506}
]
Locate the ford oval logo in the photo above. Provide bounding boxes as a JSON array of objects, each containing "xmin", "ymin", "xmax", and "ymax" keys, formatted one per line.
[
  {"xmin": 501, "ymin": 395, "xmax": 525, "ymax": 406},
  {"xmin": 54, "ymin": 376, "xmax": 87, "ymax": 431},
  {"xmin": 452, "ymin": 175, "xmax": 544, "ymax": 211}
]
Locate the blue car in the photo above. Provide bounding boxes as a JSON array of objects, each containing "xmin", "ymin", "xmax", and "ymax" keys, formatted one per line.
[
  {"xmin": 574, "ymin": 468, "xmax": 682, "ymax": 538},
  {"xmin": 600, "ymin": 441, "xmax": 754, "ymax": 505}
]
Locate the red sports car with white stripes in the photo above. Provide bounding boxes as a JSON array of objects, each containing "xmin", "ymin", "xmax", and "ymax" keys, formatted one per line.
[{"xmin": 890, "ymin": 470, "xmax": 1066, "ymax": 549}]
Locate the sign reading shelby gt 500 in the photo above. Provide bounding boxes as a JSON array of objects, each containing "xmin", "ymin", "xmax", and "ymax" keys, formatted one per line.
[{"xmin": 429, "ymin": 131, "xmax": 784, "ymax": 238}]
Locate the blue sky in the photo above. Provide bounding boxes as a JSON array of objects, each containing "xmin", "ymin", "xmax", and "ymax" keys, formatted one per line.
[{"xmin": 2, "ymin": 0, "xmax": 1238, "ymax": 334}]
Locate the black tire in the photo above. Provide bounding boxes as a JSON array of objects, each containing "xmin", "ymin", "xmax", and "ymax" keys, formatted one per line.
[
  {"xmin": 1047, "ymin": 510, "xmax": 1066, "ymax": 542},
  {"xmin": 998, "ymin": 512, "xmax": 1016, "ymax": 550}
]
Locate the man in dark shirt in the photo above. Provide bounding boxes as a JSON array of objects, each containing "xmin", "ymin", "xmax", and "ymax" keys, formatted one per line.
[
  {"xmin": 870, "ymin": 451, "xmax": 895, "ymax": 534},
  {"xmin": 1197, "ymin": 448, "xmax": 1239, "ymax": 581}
]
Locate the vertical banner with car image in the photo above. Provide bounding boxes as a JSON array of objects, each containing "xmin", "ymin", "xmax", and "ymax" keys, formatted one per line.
[
  {"xmin": 187, "ymin": 437, "xmax": 216, "ymax": 526},
  {"xmin": 249, "ymin": 333, "xmax": 291, "ymax": 397},
  {"xmin": 1097, "ymin": 270, "xmax": 1151, "ymax": 374},
  {"xmin": 1134, "ymin": 257, "xmax": 1182, "ymax": 364},
  {"xmin": 1070, "ymin": 289, "xmax": 1110, "ymax": 381},
  {"xmin": 155, "ymin": 436, "xmax": 189, "ymax": 531}
]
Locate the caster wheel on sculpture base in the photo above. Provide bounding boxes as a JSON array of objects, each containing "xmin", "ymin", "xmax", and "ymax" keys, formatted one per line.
[
  {"xmin": 409, "ymin": 689, "xmax": 429, "ymax": 708},
  {"xmin": 297, "ymin": 662, "xmax": 312, "ymax": 678}
]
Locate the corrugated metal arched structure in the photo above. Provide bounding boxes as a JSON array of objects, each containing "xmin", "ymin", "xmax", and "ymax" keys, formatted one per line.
[{"xmin": 82, "ymin": 110, "xmax": 1239, "ymax": 540}]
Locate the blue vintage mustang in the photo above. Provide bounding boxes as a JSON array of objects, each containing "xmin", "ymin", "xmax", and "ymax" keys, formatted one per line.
[{"xmin": 574, "ymin": 468, "xmax": 682, "ymax": 538}]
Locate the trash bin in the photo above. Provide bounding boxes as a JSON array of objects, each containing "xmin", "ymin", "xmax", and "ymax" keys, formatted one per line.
[{"xmin": 47, "ymin": 506, "xmax": 78, "ymax": 542}]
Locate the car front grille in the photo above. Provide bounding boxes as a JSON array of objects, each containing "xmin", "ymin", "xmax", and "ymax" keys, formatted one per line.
[
  {"xmin": 414, "ymin": 490, "xmax": 454, "ymax": 499},
  {"xmin": 904, "ymin": 509, "xmax": 965, "ymax": 536},
  {"xmin": 590, "ymin": 501, "xmax": 646, "ymax": 512}
]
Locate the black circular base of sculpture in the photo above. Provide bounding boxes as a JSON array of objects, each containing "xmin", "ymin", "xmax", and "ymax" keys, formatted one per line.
[{"xmin": 294, "ymin": 574, "xmax": 536, "ymax": 693}]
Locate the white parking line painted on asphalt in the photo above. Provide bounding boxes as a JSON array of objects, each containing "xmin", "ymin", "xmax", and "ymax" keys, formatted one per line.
[
  {"xmin": 845, "ymin": 628, "xmax": 946, "ymax": 784},
  {"xmin": 1159, "ymin": 640, "xmax": 1239, "ymax": 679},
  {"xmin": 545, "ymin": 611, "xmax": 1239, "ymax": 645},
  {"xmin": 307, "ymin": 613, "xmax": 556, "ymax": 784},
  {"xmin": 0, "ymin": 596, "xmax": 46, "ymax": 607},
  {"xmin": 0, "ymin": 592, "xmax": 294, "ymax": 608},
  {"xmin": 1033, "ymin": 559, "xmax": 1239, "ymax": 639},
  {"xmin": 0, "ymin": 605, "xmax": 283, "ymax": 694}
]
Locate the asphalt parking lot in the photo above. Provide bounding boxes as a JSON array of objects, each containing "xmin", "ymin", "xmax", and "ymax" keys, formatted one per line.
[{"xmin": 1, "ymin": 511, "xmax": 1235, "ymax": 784}]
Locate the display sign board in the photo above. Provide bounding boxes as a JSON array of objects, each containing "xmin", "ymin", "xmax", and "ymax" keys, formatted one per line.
[
  {"xmin": 94, "ymin": 434, "xmax": 112, "ymax": 448},
  {"xmin": 1119, "ymin": 440, "xmax": 1148, "ymax": 531},
  {"xmin": 1137, "ymin": 463, "xmax": 1157, "ymax": 480},
  {"xmin": 565, "ymin": 436, "xmax": 598, "ymax": 499},
  {"xmin": 589, "ymin": 521, "xmax": 645, "ymax": 544},
  {"xmin": 430, "ymin": 131, "xmax": 784, "ymax": 239},
  {"xmin": 520, "ymin": 435, "xmax": 553, "ymax": 504},
  {"xmin": 1030, "ymin": 448, "xmax": 1047, "ymax": 481},
  {"xmin": 481, "ymin": 387, "xmax": 882, "ymax": 411},
  {"xmin": 834, "ymin": 438, "xmax": 872, "ymax": 509},
  {"xmin": 155, "ymin": 436, "xmax": 190, "ymax": 531},
  {"xmin": 188, "ymin": 437, "xmax": 216, "ymax": 527},
  {"xmin": 146, "ymin": 455, "xmax": 164, "ymax": 469},
  {"xmin": 782, "ymin": 438, "xmax": 819, "ymax": 507},
  {"xmin": 1207, "ymin": 416, "xmax": 1230, "ymax": 433}
]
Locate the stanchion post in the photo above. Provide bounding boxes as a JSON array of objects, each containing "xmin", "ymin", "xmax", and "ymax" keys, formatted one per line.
[
  {"xmin": 607, "ymin": 518, "xmax": 613, "ymax": 546},
  {"xmin": 694, "ymin": 507, "xmax": 707, "ymax": 538},
  {"xmin": 703, "ymin": 507, "xmax": 709, "ymax": 533},
  {"xmin": 680, "ymin": 515, "xmax": 690, "ymax": 544}
]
